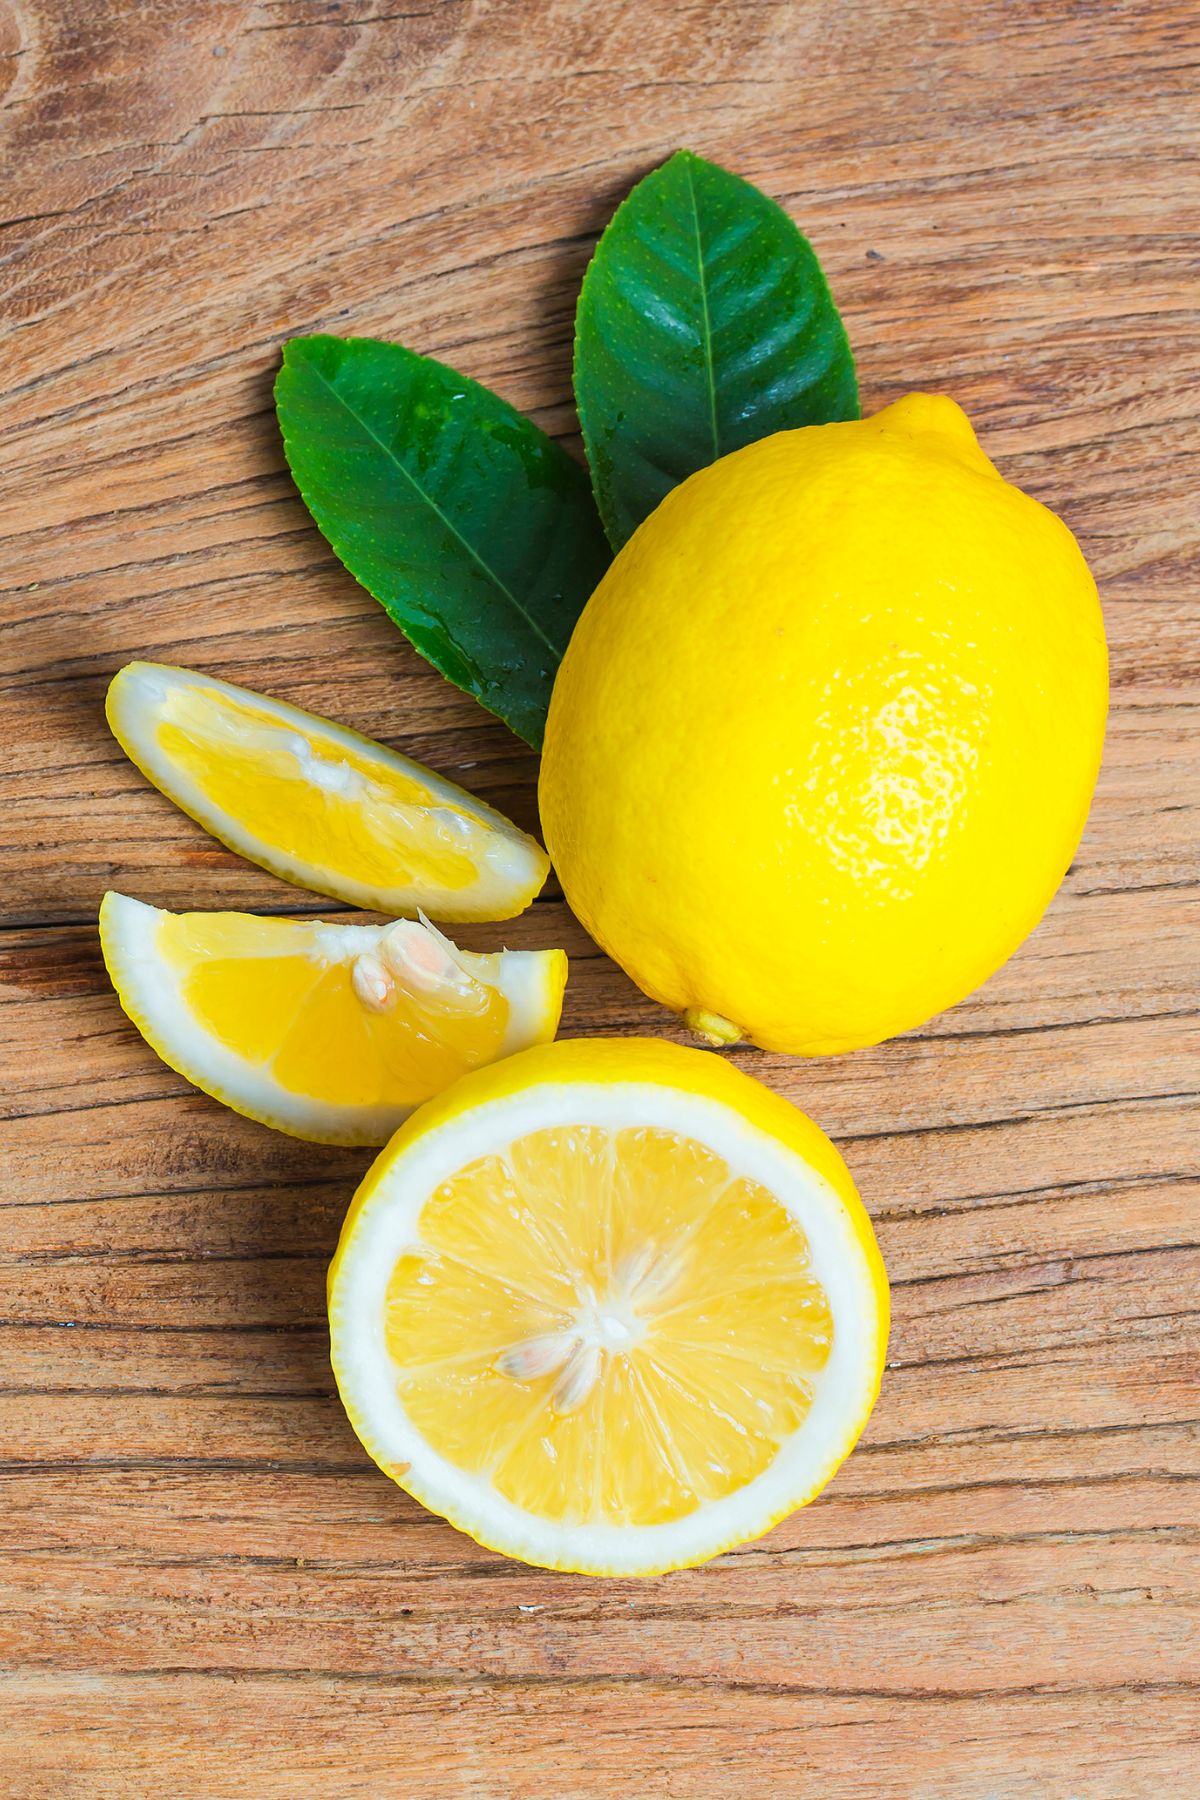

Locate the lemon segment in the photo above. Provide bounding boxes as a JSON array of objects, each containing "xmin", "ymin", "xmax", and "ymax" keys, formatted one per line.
[
  {"xmin": 329, "ymin": 1038, "xmax": 888, "ymax": 1574},
  {"xmin": 107, "ymin": 663, "xmax": 549, "ymax": 920},
  {"xmin": 99, "ymin": 892, "xmax": 568, "ymax": 1145}
]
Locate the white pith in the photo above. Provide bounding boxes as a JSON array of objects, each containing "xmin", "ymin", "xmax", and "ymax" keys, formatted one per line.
[
  {"xmin": 99, "ymin": 892, "xmax": 565, "ymax": 1146},
  {"xmin": 107, "ymin": 662, "xmax": 548, "ymax": 920},
  {"xmin": 329, "ymin": 1082, "xmax": 886, "ymax": 1575},
  {"xmin": 491, "ymin": 1240, "xmax": 680, "ymax": 1415}
]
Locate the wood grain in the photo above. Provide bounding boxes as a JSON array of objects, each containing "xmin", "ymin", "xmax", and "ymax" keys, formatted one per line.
[{"xmin": 1, "ymin": 0, "xmax": 1198, "ymax": 1794}]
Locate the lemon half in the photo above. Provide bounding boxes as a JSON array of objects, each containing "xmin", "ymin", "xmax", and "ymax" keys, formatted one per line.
[
  {"xmin": 100, "ymin": 892, "xmax": 567, "ymax": 1145},
  {"xmin": 107, "ymin": 662, "xmax": 549, "ymax": 920},
  {"xmin": 329, "ymin": 1038, "xmax": 887, "ymax": 1574}
]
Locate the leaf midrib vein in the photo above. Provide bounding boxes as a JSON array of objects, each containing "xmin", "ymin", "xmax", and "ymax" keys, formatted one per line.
[
  {"xmin": 293, "ymin": 353, "xmax": 562, "ymax": 660},
  {"xmin": 682, "ymin": 157, "xmax": 721, "ymax": 463}
]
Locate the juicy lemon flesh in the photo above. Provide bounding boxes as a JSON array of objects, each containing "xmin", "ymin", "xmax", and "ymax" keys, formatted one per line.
[
  {"xmin": 384, "ymin": 1124, "xmax": 832, "ymax": 1529},
  {"xmin": 103, "ymin": 893, "xmax": 568, "ymax": 1145},
  {"xmin": 161, "ymin": 914, "xmax": 510, "ymax": 1108},
  {"xmin": 157, "ymin": 911, "xmax": 509, "ymax": 1110},
  {"xmin": 154, "ymin": 682, "xmax": 495, "ymax": 896}
]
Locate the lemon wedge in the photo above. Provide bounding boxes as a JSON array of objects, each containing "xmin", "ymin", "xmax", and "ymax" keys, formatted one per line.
[
  {"xmin": 329, "ymin": 1038, "xmax": 888, "ymax": 1574},
  {"xmin": 106, "ymin": 663, "xmax": 549, "ymax": 920},
  {"xmin": 99, "ymin": 892, "xmax": 567, "ymax": 1145}
]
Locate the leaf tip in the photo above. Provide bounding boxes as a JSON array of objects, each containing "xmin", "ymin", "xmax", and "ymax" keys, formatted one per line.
[{"xmin": 663, "ymin": 146, "xmax": 719, "ymax": 179}]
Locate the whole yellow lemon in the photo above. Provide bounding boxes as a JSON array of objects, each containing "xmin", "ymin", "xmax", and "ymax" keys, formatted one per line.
[{"xmin": 539, "ymin": 395, "xmax": 1108, "ymax": 1055}]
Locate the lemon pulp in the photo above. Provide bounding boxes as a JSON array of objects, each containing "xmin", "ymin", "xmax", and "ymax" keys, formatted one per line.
[
  {"xmin": 101, "ymin": 893, "xmax": 567, "ymax": 1145},
  {"xmin": 158, "ymin": 910, "xmax": 509, "ymax": 1110},
  {"xmin": 107, "ymin": 663, "xmax": 549, "ymax": 919},
  {"xmin": 329, "ymin": 1039, "xmax": 888, "ymax": 1574},
  {"xmin": 388, "ymin": 1123, "xmax": 832, "ymax": 1526},
  {"xmin": 156, "ymin": 685, "xmax": 486, "ymax": 895}
]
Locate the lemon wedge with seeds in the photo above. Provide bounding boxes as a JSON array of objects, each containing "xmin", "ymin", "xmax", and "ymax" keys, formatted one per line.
[
  {"xmin": 329, "ymin": 1038, "xmax": 887, "ymax": 1574},
  {"xmin": 107, "ymin": 663, "xmax": 549, "ymax": 920},
  {"xmin": 100, "ymin": 892, "xmax": 567, "ymax": 1145}
]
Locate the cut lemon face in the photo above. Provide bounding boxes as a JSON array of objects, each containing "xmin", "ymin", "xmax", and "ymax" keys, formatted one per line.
[
  {"xmin": 99, "ymin": 892, "xmax": 567, "ymax": 1145},
  {"xmin": 106, "ymin": 663, "xmax": 549, "ymax": 920},
  {"xmin": 329, "ymin": 1038, "xmax": 888, "ymax": 1574}
]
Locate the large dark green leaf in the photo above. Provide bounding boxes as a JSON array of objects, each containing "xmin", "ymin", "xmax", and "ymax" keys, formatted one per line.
[
  {"xmin": 275, "ymin": 335, "xmax": 611, "ymax": 747},
  {"xmin": 575, "ymin": 150, "xmax": 859, "ymax": 549}
]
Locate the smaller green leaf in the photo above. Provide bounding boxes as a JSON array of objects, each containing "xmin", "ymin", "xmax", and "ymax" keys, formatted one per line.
[
  {"xmin": 575, "ymin": 149, "xmax": 860, "ymax": 550},
  {"xmin": 275, "ymin": 335, "xmax": 611, "ymax": 747}
]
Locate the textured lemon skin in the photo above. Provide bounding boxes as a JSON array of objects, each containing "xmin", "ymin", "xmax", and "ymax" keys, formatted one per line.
[
  {"xmin": 540, "ymin": 395, "xmax": 1109, "ymax": 1054},
  {"xmin": 328, "ymin": 1037, "xmax": 889, "ymax": 1576}
]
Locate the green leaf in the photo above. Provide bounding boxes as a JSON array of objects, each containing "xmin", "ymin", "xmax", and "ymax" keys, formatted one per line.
[
  {"xmin": 575, "ymin": 149, "xmax": 859, "ymax": 549},
  {"xmin": 275, "ymin": 335, "xmax": 611, "ymax": 747}
]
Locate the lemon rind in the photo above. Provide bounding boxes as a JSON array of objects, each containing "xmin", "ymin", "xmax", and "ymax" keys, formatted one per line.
[
  {"xmin": 107, "ymin": 662, "xmax": 550, "ymax": 922},
  {"xmin": 99, "ymin": 891, "xmax": 568, "ymax": 1147},
  {"xmin": 328, "ymin": 1041, "xmax": 888, "ymax": 1576}
]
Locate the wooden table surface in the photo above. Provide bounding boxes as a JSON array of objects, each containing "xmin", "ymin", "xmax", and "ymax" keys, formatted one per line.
[{"xmin": 2, "ymin": 1, "xmax": 1198, "ymax": 1794}]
